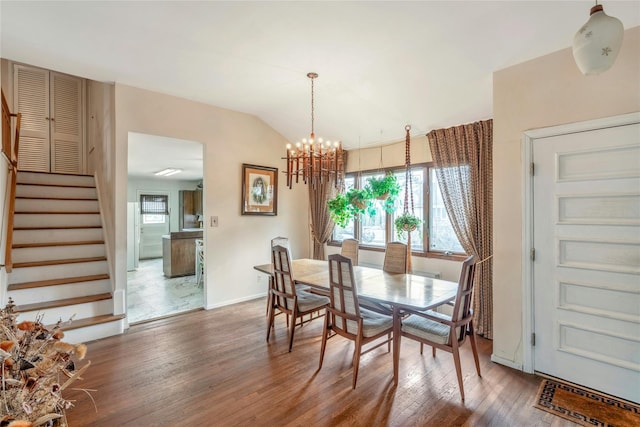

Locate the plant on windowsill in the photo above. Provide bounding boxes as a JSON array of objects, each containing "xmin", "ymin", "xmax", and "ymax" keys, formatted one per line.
[
  {"xmin": 365, "ymin": 173, "xmax": 400, "ymax": 213},
  {"xmin": 394, "ymin": 212, "xmax": 422, "ymax": 239}
]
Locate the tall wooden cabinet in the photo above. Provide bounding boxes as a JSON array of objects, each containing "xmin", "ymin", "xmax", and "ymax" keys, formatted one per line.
[
  {"xmin": 179, "ymin": 189, "xmax": 203, "ymax": 230},
  {"xmin": 13, "ymin": 63, "xmax": 85, "ymax": 174}
]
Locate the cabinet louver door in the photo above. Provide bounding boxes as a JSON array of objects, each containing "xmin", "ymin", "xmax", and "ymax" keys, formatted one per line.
[
  {"xmin": 51, "ymin": 72, "xmax": 84, "ymax": 173},
  {"xmin": 14, "ymin": 65, "xmax": 50, "ymax": 172}
]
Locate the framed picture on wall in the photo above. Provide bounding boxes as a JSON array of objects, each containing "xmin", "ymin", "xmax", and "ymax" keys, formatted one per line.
[{"xmin": 241, "ymin": 164, "xmax": 278, "ymax": 216}]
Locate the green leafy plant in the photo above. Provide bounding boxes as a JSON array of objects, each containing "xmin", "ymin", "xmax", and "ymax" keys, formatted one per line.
[
  {"xmin": 366, "ymin": 173, "xmax": 400, "ymax": 199},
  {"xmin": 366, "ymin": 173, "xmax": 400, "ymax": 214},
  {"xmin": 327, "ymin": 188, "xmax": 376, "ymax": 228},
  {"xmin": 327, "ymin": 192, "xmax": 353, "ymax": 228},
  {"xmin": 394, "ymin": 212, "xmax": 422, "ymax": 239},
  {"xmin": 346, "ymin": 187, "xmax": 372, "ymax": 213}
]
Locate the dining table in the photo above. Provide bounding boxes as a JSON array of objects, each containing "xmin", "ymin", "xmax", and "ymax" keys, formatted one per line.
[{"xmin": 254, "ymin": 258, "xmax": 460, "ymax": 383}]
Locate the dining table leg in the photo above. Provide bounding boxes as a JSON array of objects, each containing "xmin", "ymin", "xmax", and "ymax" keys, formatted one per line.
[{"xmin": 393, "ymin": 305, "xmax": 400, "ymax": 385}]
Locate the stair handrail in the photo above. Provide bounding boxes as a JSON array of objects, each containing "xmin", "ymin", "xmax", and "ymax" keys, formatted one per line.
[{"xmin": 2, "ymin": 89, "xmax": 21, "ymax": 273}]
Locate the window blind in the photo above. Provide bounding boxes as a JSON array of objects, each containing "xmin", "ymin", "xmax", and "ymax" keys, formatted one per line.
[{"xmin": 140, "ymin": 194, "xmax": 169, "ymax": 215}]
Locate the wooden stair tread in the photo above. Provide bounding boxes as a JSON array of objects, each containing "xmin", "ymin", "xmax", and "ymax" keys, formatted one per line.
[
  {"xmin": 56, "ymin": 313, "xmax": 125, "ymax": 331},
  {"xmin": 16, "ymin": 196, "xmax": 98, "ymax": 201},
  {"xmin": 13, "ymin": 256, "xmax": 107, "ymax": 268},
  {"xmin": 15, "ymin": 211, "xmax": 99, "ymax": 215},
  {"xmin": 14, "ymin": 225, "xmax": 101, "ymax": 230},
  {"xmin": 8, "ymin": 274, "xmax": 110, "ymax": 291},
  {"xmin": 15, "ymin": 292, "xmax": 112, "ymax": 312},
  {"xmin": 13, "ymin": 240, "xmax": 105, "ymax": 249}
]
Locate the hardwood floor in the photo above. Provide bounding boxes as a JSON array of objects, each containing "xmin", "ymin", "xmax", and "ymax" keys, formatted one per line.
[{"xmin": 65, "ymin": 298, "xmax": 576, "ymax": 426}]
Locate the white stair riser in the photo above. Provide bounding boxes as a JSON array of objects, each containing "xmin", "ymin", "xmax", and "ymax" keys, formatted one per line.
[
  {"xmin": 9, "ymin": 279, "xmax": 112, "ymax": 305},
  {"xmin": 16, "ymin": 199, "xmax": 99, "ymax": 213},
  {"xmin": 60, "ymin": 319, "xmax": 125, "ymax": 345},
  {"xmin": 17, "ymin": 172, "xmax": 95, "ymax": 188},
  {"xmin": 14, "ymin": 213, "xmax": 102, "ymax": 228},
  {"xmin": 9, "ymin": 261, "xmax": 109, "ymax": 284},
  {"xmin": 13, "ymin": 228, "xmax": 103, "ymax": 245},
  {"xmin": 12, "ymin": 244, "xmax": 106, "ymax": 264},
  {"xmin": 16, "ymin": 185, "xmax": 97, "ymax": 200},
  {"xmin": 16, "ymin": 299, "xmax": 112, "ymax": 325}
]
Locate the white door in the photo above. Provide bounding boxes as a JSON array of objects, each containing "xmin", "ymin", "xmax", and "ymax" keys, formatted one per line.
[
  {"xmin": 139, "ymin": 193, "xmax": 170, "ymax": 260},
  {"xmin": 532, "ymin": 120, "xmax": 640, "ymax": 403}
]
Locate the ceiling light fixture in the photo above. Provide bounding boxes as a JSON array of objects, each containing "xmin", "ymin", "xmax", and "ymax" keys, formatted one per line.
[
  {"xmin": 154, "ymin": 168, "xmax": 182, "ymax": 176},
  {"xmin": 572, "ymin": 1, "xmax": 624, "ymax": 75},
  {"xmin": 284, "ymin": 72, "xmax": 344, "ymax": 189}
]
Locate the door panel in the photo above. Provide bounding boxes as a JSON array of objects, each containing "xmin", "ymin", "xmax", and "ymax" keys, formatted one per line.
[
  {"xmin": 50, "ymin": 72, "xmax": 84, "ymax": 173},
  {"xmin": 14, "ymin": 65, "xmax": 50, "ymax": 172},
  {"xmin": 533, "ymin": 122, "xmax": 640, "ymax": 403}
]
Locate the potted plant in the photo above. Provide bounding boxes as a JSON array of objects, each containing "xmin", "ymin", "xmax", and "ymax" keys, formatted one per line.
[
  {"xmin": 394, "ymin": 212, "xmax": 422, "ymax": 239},
  {"xmin": 366, "ymin": 173, "xmax": 401, "ymax": 214},
  {"xmin": 366, "ymin": 173, "xmax": 400, "ymax": 201},
  {"xmin": 327, "ymin": 192, "xmax": 353, "ymax": 228},
  {"xmin": 346, "ymin": 187, "xmax": 372, "ymax": 213}
]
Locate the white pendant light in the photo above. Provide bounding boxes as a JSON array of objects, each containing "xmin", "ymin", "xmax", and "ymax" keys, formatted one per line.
[{"xmin": 572, "ymin": 2, "xmax": 624, "ymax": 75}]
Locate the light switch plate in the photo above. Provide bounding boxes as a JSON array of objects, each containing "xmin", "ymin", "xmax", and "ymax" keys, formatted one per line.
[{"xmin": 211, "ymin": 216, "xmax": 219, "ymax": 227}]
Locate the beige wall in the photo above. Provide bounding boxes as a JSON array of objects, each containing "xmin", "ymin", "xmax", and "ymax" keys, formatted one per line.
[
  {"xmin": 113, "ymin": 84, "xmax": 310, "ymax": 314},
  {"xmin": 492, "ymin": 26, "xmax": 640, "ymax": 368}
]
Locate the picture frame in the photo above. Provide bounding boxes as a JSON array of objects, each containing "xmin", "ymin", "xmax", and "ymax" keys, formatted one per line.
[{"xmin": 241, "ymin": 163, "xmax": 278, "ymax": 216}]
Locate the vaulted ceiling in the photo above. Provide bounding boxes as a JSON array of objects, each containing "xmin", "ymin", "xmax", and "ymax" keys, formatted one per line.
[{"xmin": 2, "ymin": 1, "xmax": 639, "ymax": 177}]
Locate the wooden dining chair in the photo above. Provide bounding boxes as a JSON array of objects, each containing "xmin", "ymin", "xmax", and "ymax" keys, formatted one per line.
[
  {"xmin": 266, "ymin": 236, "xmax": 309, "ymax": 316},
  {"xmin": 358, "ymin": 241, "xmax": 409, "ymax": 315},
  {"xmin": 267, "ymin": 245, "xmax": 330, "ymax": 352},
  {"xmin": 398, "ymin": 255, "xmax": 480, "ymax": 400},
  {"xmin": 319, "ymin": 254, "xmax": 394, "ymax": 389},
  {"xmin": 340, "ymin": 238, "xmax": 359, "ymax": 266},
  {"xmin": 383, "ymin": 241, "xmax": 408, "ymax": 274}
]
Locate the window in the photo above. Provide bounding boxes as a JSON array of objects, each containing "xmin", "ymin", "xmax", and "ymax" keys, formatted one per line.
[
  {"xmin": 392, "ymin": 167, "xmax": 424, "ymax": 251},
  {"xmin": 429, "ymin": 168, "xmax": 464, "ymax": 254},
  {"xmin": 330, "ymin": 163, "xmax": 465, "ymax": 258},
  {"xmin": 140, "ymin": 194, "xmax": 168, "ymax": 225},
  {"xmin": 359, "ymin": 172, "xmax": 386, "ymax": 247}
]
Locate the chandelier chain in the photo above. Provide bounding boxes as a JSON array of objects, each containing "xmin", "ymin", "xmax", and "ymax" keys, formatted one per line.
[{"xmin": 309, "ymin": 73, "xmax": 316, "ymax": 138}]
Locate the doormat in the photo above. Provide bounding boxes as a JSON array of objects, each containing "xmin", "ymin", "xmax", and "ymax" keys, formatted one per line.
[{"xmin": 534, "ymin": 378, "xmax": 640, "ymax": 426}]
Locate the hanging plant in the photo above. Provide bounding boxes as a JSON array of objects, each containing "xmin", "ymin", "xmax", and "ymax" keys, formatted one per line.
[
  {"xmin": 394, "ymin": 212, "xmax": 422, "ymax": 239},
  {"xmin": 366, "ymin": 173, "xmax": 400, "ymax": 200},
  {"xmin": 327, "ymin": 193, "xmax": 353, "ymax": 228},
  {"xmin": 327, "ymin": 187, "xmax": 376, "ymax": 228},
  {"xmin": 366, "ymin": 173, "xmax": 400, "ymax": 214},
  {"xmin": 346, "ymin": 188, "xmax": 373, "ymax": 213}
]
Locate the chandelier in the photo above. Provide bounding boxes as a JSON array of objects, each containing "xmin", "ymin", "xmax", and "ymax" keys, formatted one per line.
[{"xmin": 284, "ymin": 72, "xmax": 344, "ymax": 189}]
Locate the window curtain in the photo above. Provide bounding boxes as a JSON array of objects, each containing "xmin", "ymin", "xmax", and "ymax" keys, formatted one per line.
[
  {"xmin": 308, "ymin": 151, "xmax": 348, "ymax": 260},
  {"xmin": 427, "ymin": 119, "xmax": 493, "ymax": 339}
]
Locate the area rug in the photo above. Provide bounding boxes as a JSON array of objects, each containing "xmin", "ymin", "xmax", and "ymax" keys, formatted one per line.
[{"xmin": 534, "ymin": 378, "xmax": 640, "ymax": 426}]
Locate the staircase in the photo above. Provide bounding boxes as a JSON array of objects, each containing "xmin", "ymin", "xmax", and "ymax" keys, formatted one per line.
[{"xmin": 7, "ymin": 171, "xmax": 125, "ymax": 343}]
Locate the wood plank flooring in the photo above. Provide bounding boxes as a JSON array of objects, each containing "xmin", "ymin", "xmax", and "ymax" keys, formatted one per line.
[{"xmin": 65, "ymin": 298, "xmax": 576, "ymax": 426}]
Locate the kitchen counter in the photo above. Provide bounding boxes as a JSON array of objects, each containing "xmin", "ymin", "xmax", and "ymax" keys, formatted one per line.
[{"xmin": 162, "ymin": 230, "xmax": 203, "ymax": 277}]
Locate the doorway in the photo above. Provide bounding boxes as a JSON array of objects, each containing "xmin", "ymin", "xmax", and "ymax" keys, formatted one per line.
[
  {"xmin": 127, "ymin": 132, "xmax": 205, "ymax": 323},
  {"xmin": 523, "ymin": 113, "xmax": 640, "ymax": 403}
]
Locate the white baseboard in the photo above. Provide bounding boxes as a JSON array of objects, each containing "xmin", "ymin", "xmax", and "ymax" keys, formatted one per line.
[
  {"xmin": 491, "ymin": 353, "xmax": 523, "ymax": 371},
  {"xmin": 205, "ymin": 292, "xmax": 265, "ymax": 310}
]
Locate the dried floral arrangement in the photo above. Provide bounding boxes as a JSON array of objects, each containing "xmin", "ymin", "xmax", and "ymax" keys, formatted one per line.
[{"xmin": 1, "ymin": 298, "xmax": 91, "ymax": 427}]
